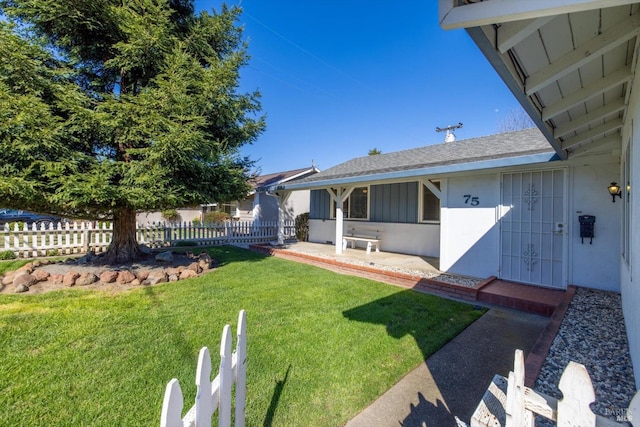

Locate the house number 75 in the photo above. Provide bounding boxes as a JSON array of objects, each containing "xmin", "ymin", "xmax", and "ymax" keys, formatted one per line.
[{"xmin": 463, "ymin": 195, "xmax": 479, "ymax": 206}]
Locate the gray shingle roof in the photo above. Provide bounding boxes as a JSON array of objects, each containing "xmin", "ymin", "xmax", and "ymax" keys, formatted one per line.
[{"xmin": 290, "ymin": 128, "xmax": 554, "ymax": 186}]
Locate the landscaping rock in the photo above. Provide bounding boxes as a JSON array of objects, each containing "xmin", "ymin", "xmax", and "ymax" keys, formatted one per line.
[
  {"xmin": 50, "ymin": 274, "xmax": 64, "ymax": 284},
  {"xmin": 99, "ymin": 271, "xmax": 119, "ymax": 283},
  {"xmin": 130, "ymin": 279, "xmax": 141, "ymax": 286},
  {"xmin": 76, "ymin": 273, "xmax": 99, "ymax": 286},
  {"xmin": 33, "ymin": 270, "xmax": 50, "ymax": 282},
  {"xmin": 166, "ymin": 267, "xmax": 184, "ymax": 276},
  {"xmin": 14, "ymin": 284, "xmax": 29, "ymax": 293},
  {"xmin": 63, "ymin": 271, "xmax": 80, "ymax": 287},
  {"xmin": 179, "ymin": 269, "xmax": 198, "ymax": 280},
  {"xmin": 2, "ymin": 273, "xmax": 15, "ymax": 286},
  {"xmin": 168, "ymin": 274, "xmax": 179, "ymax": 282},
  {"xmin": 139, "ymin": 244, "xmax": 153, "ymax": 255},
  {"xmin": 155, "ymin": 251, "xmax": 173, "ymax": 262},
  {"xmin": 13, "ymin": 273, "xmax": 38, "ymax": 288},
  {"xmin": 187, "ymin": 262, "xmax": 202, "ymax": 274},
  {"xmin": 198, "ymin": 252, "xmax": 213, "ymax": 269},
  {"xmin": 116, "ymin": 270, "xmax": 136, "ymax": 284},
  {"xmin": 145, "ymin": 271, "xmax": 168, "ymax": 285},
  {"xmin": 136, "ymin": 270, "xmax": 150, "ymax": 281}
]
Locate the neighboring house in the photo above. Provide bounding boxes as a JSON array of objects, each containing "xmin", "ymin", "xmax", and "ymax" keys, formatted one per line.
[
  {"xmin": 136, "ymin": 166, "xmax": 319, "ymax": 224},
  {"xmin": 234, "ymin": 166, "xmax": 320, "ymax": 222}
]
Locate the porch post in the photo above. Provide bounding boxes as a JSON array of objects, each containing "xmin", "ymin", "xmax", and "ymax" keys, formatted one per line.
[
  {"xmin": 327, "ymin": 187, "xmax": 354, "ymax": 255},
  {"xmin": 276, "ymin": 191, "xmax": 291, "ymax": 246},
  {"xmin": 335, "ymin": 188, "xmax": 344, "ymax": 255}
]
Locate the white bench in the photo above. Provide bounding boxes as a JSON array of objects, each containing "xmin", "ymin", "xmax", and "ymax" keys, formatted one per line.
[{"xmin": 342, "ymin": 227, "xmax": 380, "ymax": 255}]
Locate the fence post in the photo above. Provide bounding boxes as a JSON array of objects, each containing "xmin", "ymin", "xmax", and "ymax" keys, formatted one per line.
[
  {"xmin": 219, "ymin": 325, "xmax": 233, "ymax": 427},
  {"xmin": 160, "ymin": 379, "xmax": 184, "ymax": 427},
  {"xmin": 557, "ymin": 361, "xmax": 596, "ymax": 427},
  {"xmin": 235, "ymin": 310, "xmax": 247, "ymax": 427},
  {"xmin": 195, "ymin": 347, "xmax": 214, "ymax": 427},
  {"xmin": 505, "ymin": 349, "xmax": 534, "ymax": 427}
]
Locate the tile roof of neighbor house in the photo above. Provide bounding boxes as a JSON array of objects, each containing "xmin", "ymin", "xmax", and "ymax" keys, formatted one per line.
[
  {"xmin": 285, "ymin": 128, "xmax": 556, "ymax": 188},
  {"xmin": 251, "ymin": 166, "xmax": 319, "ymax": 190}
]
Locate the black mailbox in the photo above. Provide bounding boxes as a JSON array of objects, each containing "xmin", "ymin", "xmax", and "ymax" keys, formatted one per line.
[{"xmin": 579, "ymin": 215, "xmax": 595, "ymax": 244}]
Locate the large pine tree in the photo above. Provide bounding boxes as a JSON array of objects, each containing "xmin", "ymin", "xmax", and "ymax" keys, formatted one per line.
[{"xmin": 0, "ymin": 0, "xmax": 265, "ymax": 262}]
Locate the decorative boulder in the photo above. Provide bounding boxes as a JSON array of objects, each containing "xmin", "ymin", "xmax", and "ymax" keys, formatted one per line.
[
  {"xmin": 145, "ymin": 271, "xmax": 168, "ymax": 285},
  {"xmin": 136, "ymin": 270, "xmax": 150, "ymax": 281},
  {"xmin": 63, "ymin": 271, "xmax": 81, "ymax": 287},
  {"xmin": 13, "ymin": 273, "xmax": 38, "ymax": 288},
  {"xmin": 155, "ymin": 251, "xmax": 174, "ymax": 262},
  {"xmin": 179, "ymin": 269, "xmax": 198, "ymax": 280},
  {"xmin": 100, "ymin": 271, "xmax": 119, "ymax": 283},
  {"xmin": 2, "ymin": 273, "xmax": 15, "ymax": 286},
  {"xmin": 116, "ymin": 270, "xmax": 136, "ymax": 284},
  {"xmin": 50, "ymin": 274, "xmax": 64, "ymax": 285},
  {"xmin": 14, "ymin": 284, "xmax": 29, "ymax": 293},
  {"xmin": 76, "ymin": 273, "xmax": 99, "ymax": 286},
  {"xmin": 187, "ymin": 262, "xmax": 202, "ymax": 274},
  {"xmin": 139, "ymin": 244, "xmax": 153, "ymax": 255},
  {"xmin": 33, "ymin": 270, "xmax": 50, "ymax": 282}
]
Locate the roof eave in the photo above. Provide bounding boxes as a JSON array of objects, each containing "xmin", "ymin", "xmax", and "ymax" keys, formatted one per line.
[
  {"xmin": 277, "ymin": 152, "xmax": 559, "ymax": 191},
  {"xmin": 465, "ymin": 26, "xmax": 568, "ymax": 160}
]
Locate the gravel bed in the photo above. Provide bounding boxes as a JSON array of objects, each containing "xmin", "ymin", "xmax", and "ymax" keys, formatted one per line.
[{"xmin": 535, "ymin": 287, "xmax": 636, "ymax": 426}]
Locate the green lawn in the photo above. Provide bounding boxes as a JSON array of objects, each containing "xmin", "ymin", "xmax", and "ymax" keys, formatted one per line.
[{"xmin": 0, "ymin": 246, "xmax": 484, "ymax": 426}]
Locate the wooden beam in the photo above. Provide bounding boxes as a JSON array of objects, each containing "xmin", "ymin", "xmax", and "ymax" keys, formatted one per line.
[
  {"xmin": 440, "ymin": 0, "xmax": 639, "ymax": 30},
  {"xmin": 526, "ymin": 15, "xmax": 640, "ymax": 95},
  {"xmin": 568, "ymin": 135, "xmax": 621, "ymax": 156},
  {"xmin": 554, "ymin": 98, "xmax": 626, "ymax": 137},
  {"xmin": 498, "ymin": 16, "xmax": 556, "ymax": 53},
  {"xmin": 560, "ymin": 118, "xmax": 623, "ymax": 150},
  {"xmin": 542, "ymin": 67, "xmax": 632, "ymax": 120}
]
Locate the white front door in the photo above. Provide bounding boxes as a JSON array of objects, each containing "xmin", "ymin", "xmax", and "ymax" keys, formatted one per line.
[{"xmin": 500, "ymin": 170, "xmax": 567, "ymax": 289}]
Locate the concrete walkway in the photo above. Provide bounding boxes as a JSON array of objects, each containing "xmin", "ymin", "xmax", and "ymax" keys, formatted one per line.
[{"xmin": 345, "ymin": 307, "xmax": 549, "ymax": 427}]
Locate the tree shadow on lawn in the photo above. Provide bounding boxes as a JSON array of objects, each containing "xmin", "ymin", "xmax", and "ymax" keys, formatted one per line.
[
  {"xmin": 193, "ymin": 245, "xmax": 268, "ymax": 268},
  {"xmin": 342, "ymin": 290, "xmax": 486, "ymax": 427}
]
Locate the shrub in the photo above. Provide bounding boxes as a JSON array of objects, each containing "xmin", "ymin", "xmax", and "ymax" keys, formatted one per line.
[
  {"xmin": 0, "ymin": 250, "xmax": 16, "ymax": 260},
  {"xmin": 161, "ymin": 209, "xmax": 180, "ymax": 222},
  {"xmin": 46, "ymin": 249, "xmax": 60, "ymax": 257},
  {"xmin": 174, "ymin": 240, "xmax": 198, "ymax": 247},
  {"xmin": 191, "ymin": 218, "xmax": 201, "ymax": 226},
  {"xmin": 295, "ymin": 212, "xmax": 309, "ymax": 241},
  {"xmin": 203, "ymin": 211, "xmax": 229, "ymax": 224}
]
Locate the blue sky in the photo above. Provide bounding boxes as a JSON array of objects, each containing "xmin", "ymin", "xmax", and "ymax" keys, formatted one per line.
[{"xmin": 195, "ymin": 1, "xmax": 523, "ymax": 175}]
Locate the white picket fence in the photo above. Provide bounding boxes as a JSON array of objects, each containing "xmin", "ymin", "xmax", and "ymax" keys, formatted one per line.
[
  {"xmin": 471, "ymin": 349, "xmax": 640, "ymax": 426},
  {"xmin": 161, "ymin": 310, "xmax": 247, "ymax": 427},
  {"xmin": 0, "ymin": 220, "xmax": 295, "ymax": 258}
]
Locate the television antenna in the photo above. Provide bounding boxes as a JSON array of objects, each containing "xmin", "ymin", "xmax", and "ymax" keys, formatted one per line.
[{"xmin": 436, "ymin": 122, "xmax": 463, "ymax": 143}]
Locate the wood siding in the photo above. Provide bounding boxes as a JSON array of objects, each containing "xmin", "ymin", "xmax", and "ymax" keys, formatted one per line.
[{"xmin": 371, "ymin": 182, "xmax": 418, "ymax": 223}]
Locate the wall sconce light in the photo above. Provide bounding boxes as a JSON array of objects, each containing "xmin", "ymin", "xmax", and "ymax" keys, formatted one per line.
[{"xmin": 608, "ymin": 182, "xmax": 622, "ymax": 203}]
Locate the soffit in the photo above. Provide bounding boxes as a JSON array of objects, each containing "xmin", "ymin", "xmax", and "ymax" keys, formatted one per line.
[{"xmin": 444, "ymin": 1, "xmax": 640, "ymax": 159}]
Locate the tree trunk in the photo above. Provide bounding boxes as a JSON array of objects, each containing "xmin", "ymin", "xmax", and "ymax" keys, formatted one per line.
[{"xmin": 105, "ymin": 207, "xmax": 142, "ymax": 264}]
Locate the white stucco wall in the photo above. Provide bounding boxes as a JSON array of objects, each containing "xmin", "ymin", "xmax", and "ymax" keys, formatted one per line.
[
  {"xmin": 620, "ymin": 68, "xmax": 640, "ymax": 387},
  {"xmin": 308, "ymin": 219, "xmax": 440, "ymax": 257},
  {"xmin": 136, "ymin": 208, "xmax": 201, "ymax": 224},
  {"xmin": 568, "ymin": 158, "xmax": 621, "ymax": 292},
  {"xmin": 440, "ymin": 173, "xmax": 501, "ymax": 278},
  {"xmin": 439, "ymin": 159, "xmax": 620, "ymax": 290}
]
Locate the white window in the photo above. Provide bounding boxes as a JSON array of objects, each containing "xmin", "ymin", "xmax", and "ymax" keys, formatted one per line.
[
  {"xmin": 420, "ymin": 180, "xmax": 441, "ymax": 222},
  {"xmin": 332, "ymin": 187, "xmax": 369, "ymax": 220}
]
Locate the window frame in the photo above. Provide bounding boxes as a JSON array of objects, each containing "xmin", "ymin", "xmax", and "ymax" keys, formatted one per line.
[
  {"xmin": 330, "ymin": 186, "xmax": 370, "ymax": 221},
  {"xmin": 419, "ymin": 179, "xmax": 441, "ymax": 223}
]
